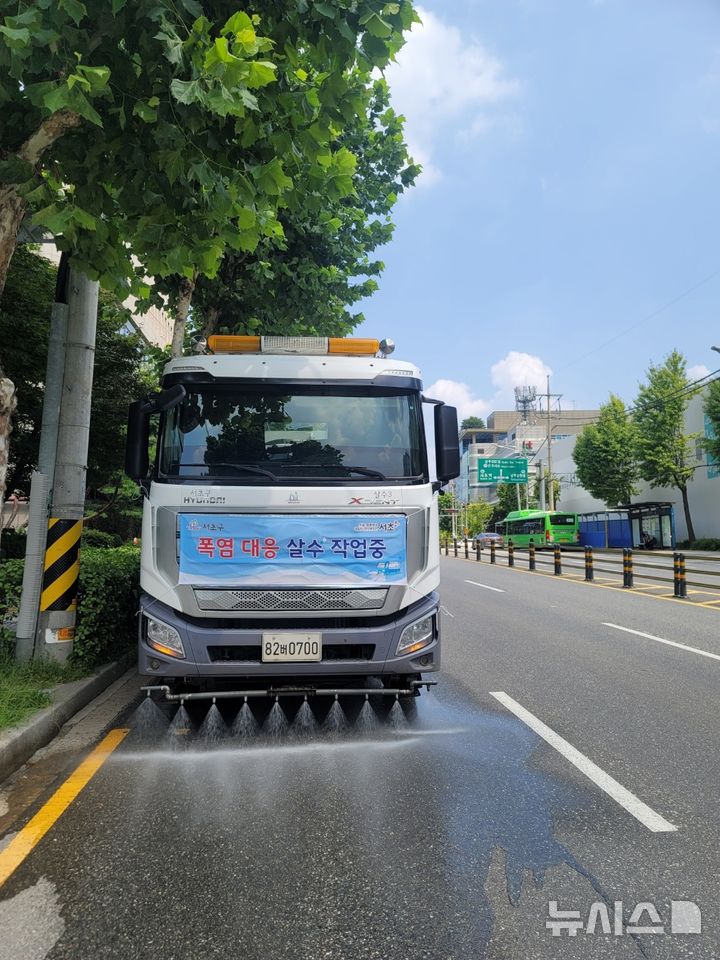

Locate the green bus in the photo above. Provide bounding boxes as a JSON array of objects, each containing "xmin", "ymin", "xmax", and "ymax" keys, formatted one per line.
[{"xmin": 496, "ymin": 510, "xmax": 580, "ymax": 548}]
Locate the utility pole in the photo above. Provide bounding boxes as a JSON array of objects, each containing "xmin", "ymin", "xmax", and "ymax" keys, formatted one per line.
[
  {"xmin": 546, "ymin": 374, "xmax": 553, "ymax": 511},
  {"xmin": 544, "ymin": 375, "xmax": 563, "ymax": 512},
  {"xmin": 35, "ymin": 265, "xmax": 99, "ymax": 662},
  {"xmin": 15, "ymin": 255, "xmax": 69, "ymax": 661}
]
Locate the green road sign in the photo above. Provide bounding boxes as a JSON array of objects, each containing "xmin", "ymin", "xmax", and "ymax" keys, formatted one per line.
[{"xmin": 477, "ymin": 457, "xmax": 528, "ymax": 484}]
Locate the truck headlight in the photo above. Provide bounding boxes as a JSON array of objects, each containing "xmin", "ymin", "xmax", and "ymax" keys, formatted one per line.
[
  {"xmin": 145, "ymin": 616, "xmax": 185, "ymax": 659},
  {"xmin": 396, "ymin": 614, "xmax": 435, "ymax": 656}
]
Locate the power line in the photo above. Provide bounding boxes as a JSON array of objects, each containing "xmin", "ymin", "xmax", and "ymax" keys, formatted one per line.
[{"xmin": 558, "ymin": 266, "xmax": 720, "ymax": 372}]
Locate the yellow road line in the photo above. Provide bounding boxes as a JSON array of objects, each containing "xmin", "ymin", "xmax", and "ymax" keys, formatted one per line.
[{"xmin": 0, "ymin": 728, "xmax": 129, "ymax": 888}]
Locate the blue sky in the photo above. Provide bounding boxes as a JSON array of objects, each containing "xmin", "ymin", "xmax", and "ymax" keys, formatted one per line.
[{"xmin": 355, "ymin": 0, "xmax": 720, "ymax": 419}]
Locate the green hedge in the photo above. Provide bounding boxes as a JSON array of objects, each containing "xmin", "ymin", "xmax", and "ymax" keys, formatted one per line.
[
  {"xmin": 82, "ymin": 528, "xmax": 122, "ymax": 549},
  {"xmin": 677, "ymin": 538, "xmax": 720, "ymax": 551},
  {"xmin": 0, "ymin": 546, "xmax": 140, "ymax": 668}
]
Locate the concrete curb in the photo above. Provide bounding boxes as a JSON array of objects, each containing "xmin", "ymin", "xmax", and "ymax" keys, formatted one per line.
[{"xmin": 0, "ymin": 654, "xmax": 135, "ymax": 784}]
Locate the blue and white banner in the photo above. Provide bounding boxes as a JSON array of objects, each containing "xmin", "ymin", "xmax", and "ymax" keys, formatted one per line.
[{"xmin": 178, "ymin": 514, "xmax": 407, "ymax": 586}]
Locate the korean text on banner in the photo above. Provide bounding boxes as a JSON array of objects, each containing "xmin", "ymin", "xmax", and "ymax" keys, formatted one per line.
[{"xmin": 178, "ymin": 514, "xmax": 407, "ymax": 587}]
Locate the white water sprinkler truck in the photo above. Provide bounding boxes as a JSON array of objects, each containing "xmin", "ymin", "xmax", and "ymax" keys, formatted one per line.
[{"xmin": 125, "ymin": 335, "xmax": 459, "ymax": 705}]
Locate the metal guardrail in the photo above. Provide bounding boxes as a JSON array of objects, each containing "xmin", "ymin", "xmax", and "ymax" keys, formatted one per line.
[{"xmin": 442, "ymin": 538, "xmax": 719, "ymax": 598}]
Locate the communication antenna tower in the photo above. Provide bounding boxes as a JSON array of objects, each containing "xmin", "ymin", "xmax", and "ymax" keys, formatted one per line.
[{"xmin": 514, "ymin": 385, "xmax": 537, "ymax": 424}]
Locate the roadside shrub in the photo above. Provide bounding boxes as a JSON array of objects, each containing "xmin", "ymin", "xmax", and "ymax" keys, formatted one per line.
[
  {"xmin": 0, "ymin": 546, "xmax": 140, "ymax": 668},
  {"xmin": 82, "ymin": 528, "xmax": 122, "ymax": 549},
  {"xmin": 91, "ymin": 502, "xmax": 143, "ymax": 543},
  {"xmin": 0, "ymin": 529, "xmax": 27, "ymax": 560},
  {"xmin": 73, "ymin": 546, "xmax": 141, "ymax": 669},
  {"xmin": 687, "ymin": 538, "xmax": 720, "ymax": 551},
  {"xmin": 0, "ymin": 559, "xmax": 23, "ymax": 657}
]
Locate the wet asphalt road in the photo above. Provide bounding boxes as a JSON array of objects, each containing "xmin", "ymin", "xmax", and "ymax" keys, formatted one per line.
[{"xmin": 1, "ymin": 557, "xmax": 719, "ymax": 959}]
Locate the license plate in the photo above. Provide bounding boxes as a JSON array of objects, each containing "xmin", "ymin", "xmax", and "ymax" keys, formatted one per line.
[{"xmin": 262, "ymin": 632, "xmax": 322, "ymax": 662}]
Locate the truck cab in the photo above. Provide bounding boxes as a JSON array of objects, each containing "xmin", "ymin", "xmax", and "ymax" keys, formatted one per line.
[{"xmin": 125, "ymin": 335, "xmax": 459, "ymax": 694}]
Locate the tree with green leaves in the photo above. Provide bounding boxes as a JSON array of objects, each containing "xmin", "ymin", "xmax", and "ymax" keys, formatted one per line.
[
  {"xmin": 703, "ymin": 379, "xmax": 720, "ymax": 465},
  {"xmin": 0, "ymin": 0, "xmax": 418, "ymax": 509},
  {"xmin": 634, "ymin": 350, "xmax": 699, "ymax": 541},
  {"xmin": 572, "ymin": 394, "xmax": 639, "ymax": 506},
  {"xmin": 465, "ymin": 501, "xmax": 493, "ymax": 537},
  {"xmin": 0, "ymin": 246, "xmax": 149, "ymax": 493},
  {"xmin": 437, "ymin": 491, "xmax": 455, "ymax": 537},
  {"xmin": 460, "ymin": 416, "xmax": 485, "ymax": 430},
  {"xmin": 192, "ymin": 74, "xmax": 418, "ymax": 338}
]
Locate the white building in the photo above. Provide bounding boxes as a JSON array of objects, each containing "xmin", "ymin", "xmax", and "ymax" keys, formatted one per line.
[{"xmin": 533, "ymin": 391, "xmax": 719, "ymax": 541}]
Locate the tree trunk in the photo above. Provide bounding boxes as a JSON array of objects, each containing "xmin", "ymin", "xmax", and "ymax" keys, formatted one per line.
[
  {"xmin": 0, "ymin": 109, "xmax": 82, "ymax": 302},
  {"xmin": 680, "ymin": 484, "xmax": 695, "ymax": 543},
  {"xmin": 170, "ymin": 275, "xmax": 197, "ymax": 358},
  {"xmin": 201, "ymin": 305, "xmax": 221, "ymax": 341},
  {"xmin": 0, "ymin": 374, "xmax": 17, "ymax": 551},
  {"xmin": 0, "ymin": 185, "xmax": 27, "ymax": 300}
]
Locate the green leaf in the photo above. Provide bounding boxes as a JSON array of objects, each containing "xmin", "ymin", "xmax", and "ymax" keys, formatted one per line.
[
  {"xmin": 68, "ymin": 205, "xmax": 97, "ymax": 230},
  {"xmin": 313, "ymin": 3, "xmax": 336, "ymax": 18},
  {"xmin": 337, "ymin": 19, "xmax": 356, "ymax": 44},
  {"xmin": 112, "ymin": 0, "xmax": 127, "ymax": 13},
  {"xmin": 155, "ymin": 30, "xmax": 184, "ymax": 65},
  {"xmin": 212, "ymin": 36, "xmax": 233, "ymax": 63},
  {"xmin": 223, "ymin": 11, "xmax": 253, "ymax": 33},
  {"xmin": 58, "ymin": 0, "xmax": 87, "ymax": 26},
  {"xmin": 179, "ymin": 0, "xmax": 203, "ymax": 17},
  {"xmin": 133, "ymin": 100, "xmax": 158, "ymax": 122},
  {"xmin": 236, "ymin": 207, "xmax": 256, "ymax": 229},
  {"xmin": 0, "ymin": 25, "xmax": 31, "ymax": 49},
  {"xmin": 77, "ymin": 65, "xmax": 111, "ymax": 91},
  {"xmin": 363, "ymin": 14, "xmax": 392, "ymax": 39},
  {"xmin": 42, "ymin": 84, "xmax": 73, "ymax": 113},
  {"xmin": 246, "ymin": 60, "xmax": 277, "ymax": 89},
  {"xmin": 72, "ymin": 91, "xmax": 102, "ymax": 126},
  {"xmin": 170, "ymin": 78, "xmax": 203, "ymax": 104}
]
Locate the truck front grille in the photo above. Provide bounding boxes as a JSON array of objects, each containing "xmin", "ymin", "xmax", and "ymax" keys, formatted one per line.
[
  {"xmin": 207, "ymin": 644, "xmax": 376, "ymax": 663},
  {"xmin": 194, "ymin": 588, "xmax": 387, "ymax": 612}
]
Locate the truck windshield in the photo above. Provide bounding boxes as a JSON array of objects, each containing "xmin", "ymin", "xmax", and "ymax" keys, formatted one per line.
[{"xmin": 157, "ymin": 385, "xmax": 425, "ymax": 482}]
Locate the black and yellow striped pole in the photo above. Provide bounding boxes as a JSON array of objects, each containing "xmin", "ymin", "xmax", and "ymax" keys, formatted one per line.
[
  {"xmin": 529, "ymin": 539, "xmax": 536, "ymax": 571},
  {"xmin": 584, "ymin": 545, "xmax": 594, "ymax": 582},
  {"xmin": 40, "ymin": 518, "xmax": 83, "ymax": 612},
  {"xmin": 678, "ymin": 552, "xmax": 687, "ymax": 598},
  {"xmin": 508, "ymin": 538, "xmax": 514, "ymax": 567}
]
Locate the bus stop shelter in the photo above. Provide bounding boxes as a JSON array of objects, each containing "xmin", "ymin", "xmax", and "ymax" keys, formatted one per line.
[{"xmin": 578, "ymin": 503, "xmax": 675, "ymax": 550}]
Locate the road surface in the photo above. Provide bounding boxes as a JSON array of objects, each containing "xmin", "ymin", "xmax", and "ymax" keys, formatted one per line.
[{"xmin": 0, "ymin": 556, "xmax": 718, "ymax": 958}]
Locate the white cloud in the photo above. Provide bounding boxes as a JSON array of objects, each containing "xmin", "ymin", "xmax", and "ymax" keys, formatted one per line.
[
  {"xmin": 688, "ymin": 363, "xmax": 711, "ymax": 381},
  {"xmin": 490, "ymin": 351, "xmax": 553, "ymax": 397},
  {"xmin": 424, "ymin": 379, "xmax": 491, "ymax": 421},
  {"xmin": 385, "ymin": 7, "xmax": 519, "ymax": 184},
  {"xmin": 425, "ymin": 350, "xmax": 552, "ymax": 420}
]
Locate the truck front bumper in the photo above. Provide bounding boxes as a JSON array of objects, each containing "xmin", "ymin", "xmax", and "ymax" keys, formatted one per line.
[{"xmin": 138, "ymin": 592, "xmax": 440, "ymax": 680}]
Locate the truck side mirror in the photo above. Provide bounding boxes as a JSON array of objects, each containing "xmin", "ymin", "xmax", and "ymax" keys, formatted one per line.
[
  {"xmin": 125, "ymin": 385, "xmax": 186, "ymax": 483},
  {"xmin": 434, "ymin": 403, "xmax": 460, "ymax": 483}
]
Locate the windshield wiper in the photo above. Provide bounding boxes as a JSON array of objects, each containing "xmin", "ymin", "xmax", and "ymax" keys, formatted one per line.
[
  {"xmin": 342, "ymin": 465, "xmax": 389, "ymax": 480},
  {"xmin": 179, "ymin": 462, "xmax": 280, "ymax": 481},
  {"xmin": 283, "ymin": 463, "xmax": 389, "ymax": 480}
]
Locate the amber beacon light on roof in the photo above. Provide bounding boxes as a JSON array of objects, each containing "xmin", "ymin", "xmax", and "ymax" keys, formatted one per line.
[{"xmin": 206, "ymin": 335, "xmax": 395, "ymax": 357}]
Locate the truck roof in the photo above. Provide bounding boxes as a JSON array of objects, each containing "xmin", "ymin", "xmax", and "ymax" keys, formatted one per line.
[{"xmin": 163, "ymin": 352, "xmax": 423, "ymax": 384}]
